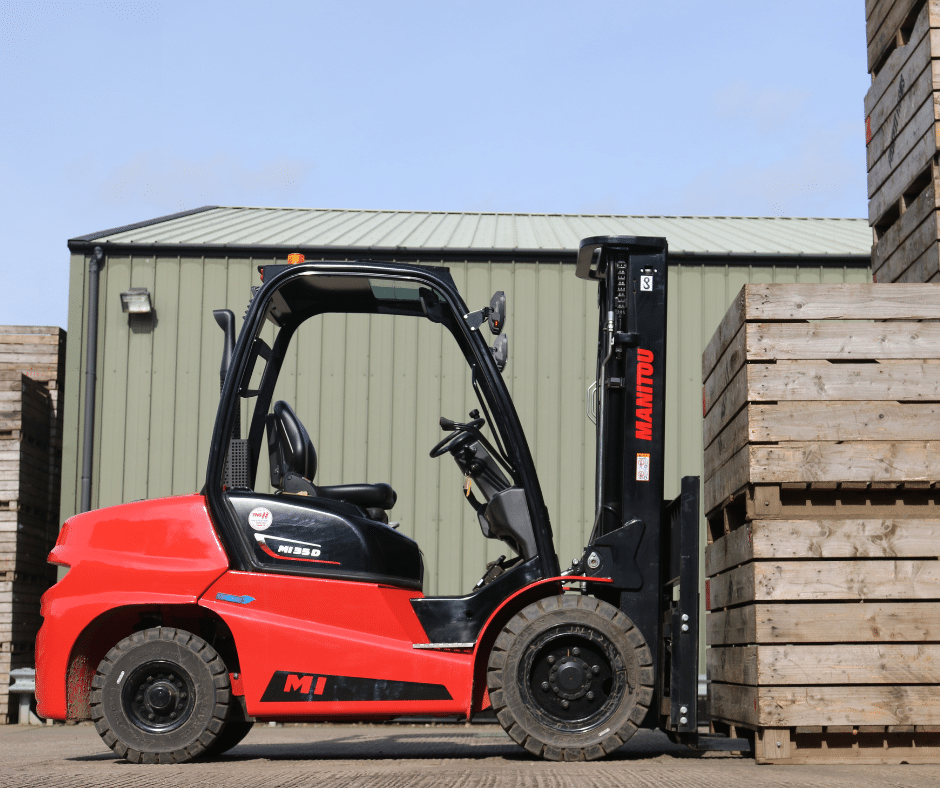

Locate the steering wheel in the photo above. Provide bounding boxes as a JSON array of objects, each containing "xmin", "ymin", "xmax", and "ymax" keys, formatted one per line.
[{"xmin": 429, "ymin": 415, "xmax": 484, "ymax": 458}]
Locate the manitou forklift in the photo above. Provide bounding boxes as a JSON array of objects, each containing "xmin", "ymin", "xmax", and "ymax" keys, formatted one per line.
[{"xmin": 36, "ymin": 236, "xmax": 739, "ymax": 763}]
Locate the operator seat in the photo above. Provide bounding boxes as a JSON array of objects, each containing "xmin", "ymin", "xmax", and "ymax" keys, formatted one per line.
[{"xmin": 266, "ymin": 401, "xmax": 397, "ymax": 522}]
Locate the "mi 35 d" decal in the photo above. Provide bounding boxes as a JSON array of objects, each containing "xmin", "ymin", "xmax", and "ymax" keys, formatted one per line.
[
  {"xmin": 260, "ymin": 671, "xmax": 452, "ymax": 702},
  {"xmin": 253, "ymin": 533, "xmax": 341, "ymax": 565}
]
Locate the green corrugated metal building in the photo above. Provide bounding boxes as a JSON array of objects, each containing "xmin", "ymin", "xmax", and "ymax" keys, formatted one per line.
[{"xmin": 62, "ymin": 207, "xmax": 872, "ymax": 595}]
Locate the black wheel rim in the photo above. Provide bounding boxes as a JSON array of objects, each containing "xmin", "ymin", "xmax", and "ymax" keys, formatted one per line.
[
  {"xmin": 122, "ymin": 660, "xmax": 196, "ymax": 734},
  {"xmin": 519, "ymin": 624, "xmax": 627, "ymax": 734}
]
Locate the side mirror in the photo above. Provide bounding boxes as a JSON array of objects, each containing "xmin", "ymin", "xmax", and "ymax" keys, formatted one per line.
[
  {"xmin": 213, "ymin": 309, "xmax": 236, "ymax": 392},
  {"xmin": 491, "ymin": 333, "xmax": 508, "ymax": 372},
  {"xmin": 488, "ymin": 291, "xmax": 506, "ymax": 335}
]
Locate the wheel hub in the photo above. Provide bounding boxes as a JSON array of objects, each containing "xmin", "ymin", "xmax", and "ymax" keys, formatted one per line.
[
  {"xmin": 549, "ymin": 656, "xmax": 592, "ymax": 700},
  {"xmin": 525, "ymin": 629, "xmax": 621, "ymax": 730},
  {"xmin": 124, "ymin": 663, "xmax": 194, "ymax": 733}
]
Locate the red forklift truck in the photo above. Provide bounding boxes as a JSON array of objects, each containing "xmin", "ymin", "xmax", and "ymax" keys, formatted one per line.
[{"xmin": 36, "ymin": 236, "xmax": 743, "ymax": 762}]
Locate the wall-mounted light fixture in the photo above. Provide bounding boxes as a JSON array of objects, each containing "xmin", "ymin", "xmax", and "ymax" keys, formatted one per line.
[{"xmin": 120, "ymin": 288, "xmax": 153, "ymax": 314}]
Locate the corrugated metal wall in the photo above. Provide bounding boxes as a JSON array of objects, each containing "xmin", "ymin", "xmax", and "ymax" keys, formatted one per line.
[{"xmin": 61, "ymin": 253, "xmax": 870, "ymax": 595}]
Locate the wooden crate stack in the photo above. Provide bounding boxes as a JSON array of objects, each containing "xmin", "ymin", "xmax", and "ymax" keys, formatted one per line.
[
  {"xmin": 866, "ymin": 0, "xmax": 940, "ymax": 282},
  {"xmin": 703, "ymin": 283, "xmax": 940, "ymax": 764},
  {"xmin": 0, "ymin": 327, "xmax": 65, "ymax": 724}
]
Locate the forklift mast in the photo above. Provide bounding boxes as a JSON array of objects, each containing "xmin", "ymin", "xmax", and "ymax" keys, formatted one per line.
[{"xmin": 576, "ymin": 236, "xmax": 702, "ymax": 739}]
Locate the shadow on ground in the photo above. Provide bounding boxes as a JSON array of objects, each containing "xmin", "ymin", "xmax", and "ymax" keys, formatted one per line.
[{"xmin": 70, "ymin": 728, "xmax": 727, "ymax": 763}]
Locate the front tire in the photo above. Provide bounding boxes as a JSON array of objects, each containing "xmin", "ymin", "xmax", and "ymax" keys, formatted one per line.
[
  {"xmin": 90, "ymin": 627, "xmax": 232, "ymax": 764},
  {"xmin": 487, "ymin": 595, "xmax": 653, "ymax": 761}
]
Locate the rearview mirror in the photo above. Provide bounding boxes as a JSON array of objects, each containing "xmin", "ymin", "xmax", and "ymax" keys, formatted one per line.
[
  {"xmin": 488, "ymin": 291, "xmax": 506, "ymax": 335},
  {"xmin": 491, "ymin": 333, "xmax": 508, "ymax": 372}
]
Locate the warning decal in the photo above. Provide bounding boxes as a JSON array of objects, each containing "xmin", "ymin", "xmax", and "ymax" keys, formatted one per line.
[{"xmin": 636, "ymin": 453, "xmax": 650, "ymax": 482}]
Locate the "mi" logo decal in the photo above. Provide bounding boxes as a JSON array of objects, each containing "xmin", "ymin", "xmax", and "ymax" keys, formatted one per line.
[{"xmin": 284, "ymin": 674, "xmax": 326, "ymax": 695}]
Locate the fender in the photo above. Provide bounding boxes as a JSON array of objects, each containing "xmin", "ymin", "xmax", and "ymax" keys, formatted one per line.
[
  {"xmin": 469, "ymin": 576, "xmax": 614, "ymax": 715},
  {"xmin": 36, "ymin": 495, "xmax": 229, "ymax": 719}
]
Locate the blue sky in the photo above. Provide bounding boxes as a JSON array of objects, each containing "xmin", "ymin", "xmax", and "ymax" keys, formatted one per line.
[{"xmin": 2, "ymin": 1, "xmax": 869, "ymax": 328}]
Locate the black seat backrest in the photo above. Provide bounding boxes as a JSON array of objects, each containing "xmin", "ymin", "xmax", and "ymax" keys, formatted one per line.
[{"xmin": 266, "ymin": 401, "xmax": 317, "ymax": 489}]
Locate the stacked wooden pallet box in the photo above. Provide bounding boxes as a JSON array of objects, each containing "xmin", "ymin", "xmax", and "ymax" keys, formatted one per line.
[
  {"xmin": 866, "ymin": 0, "xmax": 940, "ymax": 282},
  {"xmin": 703, "ymin": 284, "xmax": 940, "ymax": 764},
  {"xmin": 0, "ymin": 327, "xmax": 65, "ymax": 723}
]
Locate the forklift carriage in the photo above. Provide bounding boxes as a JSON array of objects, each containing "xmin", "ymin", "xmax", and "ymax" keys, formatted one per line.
[{"xmin": 35, "ymin": 236, "xmax": 735, "ymax": 762}]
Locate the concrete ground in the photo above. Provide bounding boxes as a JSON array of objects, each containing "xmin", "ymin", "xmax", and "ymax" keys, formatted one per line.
[{"xmin": 1, "ymin": 722, "xmax": 939, "ymax": 788}]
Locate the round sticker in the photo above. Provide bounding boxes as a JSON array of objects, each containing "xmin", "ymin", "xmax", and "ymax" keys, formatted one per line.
[{"xmin": 248, "ymin": 507, "xmax": 273, "ymax": 531}]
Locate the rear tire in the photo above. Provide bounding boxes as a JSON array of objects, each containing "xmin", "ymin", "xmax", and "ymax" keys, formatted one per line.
[
  {"xmin": 89, "ymin": 627, "xmax": 232, "ymax": 764},
  {"xmin": 487, "ymin": 595, "xmax": 653, "ymax": 761}
]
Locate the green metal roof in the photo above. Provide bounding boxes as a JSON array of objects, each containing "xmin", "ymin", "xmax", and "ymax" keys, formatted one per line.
[{"xmin": 71, "ymin": 206, "xmax": 872, "ymax": 258}]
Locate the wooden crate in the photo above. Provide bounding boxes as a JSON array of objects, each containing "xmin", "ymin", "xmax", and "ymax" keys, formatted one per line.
[
  {"xmin": 0, "ymin": 333, "xmax": 66, "ymax": 725},
  {"xmin": 0, "ymin": 327, "xmax": 65, "ymax": 389},
  {"xmin": 707, "ymin": 526, "xmax": 940, "ymax": 763},
  {"xmin": 703, "ymin": 283, "xmax": 940, "ymax": 518},
  {"xmin": 704, "ymin": 282, "xmax": 940, "ymax": 762},
  {"xmin": 866, "ymin": 2, "xmax": 940, "ymax": 282}
]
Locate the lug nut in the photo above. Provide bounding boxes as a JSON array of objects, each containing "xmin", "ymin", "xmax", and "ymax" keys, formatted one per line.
[
  {"xmin": 170, "ymin": 712, "xmax": 176, "ymax": 719},
  {"xmin": 541, "ymin": 682, "xmax": 549, "ymax": 691},
  {"xmin": 592, "ymin": 665, "xmax": 600, "ymax": 674},
  {"xmin": 587, "ymin": 692, "xmax": 594, "ymax": 700},
  {"xmin": 547, "ymin": 656, "xmax": 555, "ymax": 664},
  {"xmin": 572, "ymin": 647, "xmax": 580, "ymax": 656},
  {"xmin": 148, "ymin": 713, "xmax": 155, "ymax": 720},
  {"xmin": 180, "ymin": 692, "xmax": 187, "ymax": 699},
  {"xmin": 561, "ymin": 700, "xmax": 569, "ymax": 709}
]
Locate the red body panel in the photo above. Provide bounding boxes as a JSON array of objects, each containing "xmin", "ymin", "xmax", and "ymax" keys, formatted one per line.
[
  {"xmin": 200, "ymin": 571, "xmax": 474, "ymax": 719},
  {"xmin": 36, "ymin": 495, "xmax": 229, "ymax": 719}
]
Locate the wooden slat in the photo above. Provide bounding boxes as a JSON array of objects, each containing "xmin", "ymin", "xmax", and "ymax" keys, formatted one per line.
[
  {"xmin": 748, "ymin": 360, "xmax": 940, "ymax": 402},
  {"xmin": 705, "ymin": 518, "xmax": 940, "ymax": 575},
  {"xmin": 711, "ymin": 683, "xmax": 940, "ymax": 728},
  {"xmin": 744, "ymin": 441, "xmax": 940, "ymax": 485},
  {"xmin": 726, "ymin": 283, "xmax": 940, "ymax": 323},
  {"xmin": 708, "ymin": 560, "xmax": 940, "ymax": 608},
  {"xmin": 708, "ymin": 644, "xmax": 940, "ymax": 685},
  {"xmin": 707, "ymin": 602, "xmax": 940, "ymax": 645},
  {"xmin": 705, "ymin": 403, "xmax": 940, "ymax": 475},
  {"xmin": 746, "ymin": 321, "xmax": 940, "ymax": 360}
]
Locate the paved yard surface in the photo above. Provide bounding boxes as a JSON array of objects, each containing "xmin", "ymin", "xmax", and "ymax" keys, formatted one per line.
[{"xmin": 1, "ymin": 722, "xmax": 939, "ymax": 788}]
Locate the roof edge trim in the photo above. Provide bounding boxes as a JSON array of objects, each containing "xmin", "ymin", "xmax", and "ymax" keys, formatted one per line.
[
  {"xmin": 63, "ymin": 240, "xmax": 872, "ymax": 267},
  {"xmin": 69, "ymin": 205, "xmax": 220, "ymax": 244}
]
